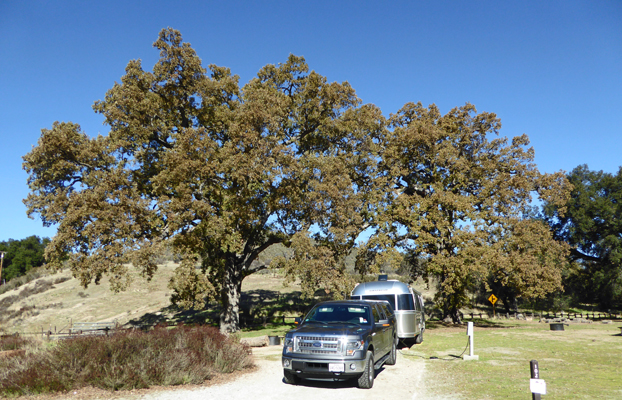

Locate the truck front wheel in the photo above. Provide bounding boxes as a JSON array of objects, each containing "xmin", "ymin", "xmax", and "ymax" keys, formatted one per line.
[
  {"xmin": 283, "ymin": 370, "xmax": 300, "ymax": 385},
  {"xmin": 357, "ymin": 351, "xmax": 375, "ymax": 389}
]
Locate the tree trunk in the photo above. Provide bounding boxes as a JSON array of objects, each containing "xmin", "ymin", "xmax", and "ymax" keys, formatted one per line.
[
  {"xmin": 220, "ymin": 266, "xmax": 242, "ymax": 334},
  {"xmin": 449, "ymin": 306, "xmax": 462, "ymax": 324},
  {"xmin": 503, "ymin": 296, "xmax": 511, "ymax": 314}
]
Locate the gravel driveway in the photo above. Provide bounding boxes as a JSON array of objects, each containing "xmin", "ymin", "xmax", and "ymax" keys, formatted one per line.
[{"xmin": 130, "ymin": 345, "xmax": 453, "ymax": 400}]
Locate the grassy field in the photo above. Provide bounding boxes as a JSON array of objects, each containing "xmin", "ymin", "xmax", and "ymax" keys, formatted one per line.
[
  {"xmin": 3, "ymin": 266, "xmax": 621, "ymax": 399},
  {"xmin": 0, "ymin": 263, "xmax": 179, "ymax": 334},
  {"xmin": 404, "ymin": 319, "xmax": 622, "ymax": 399}
]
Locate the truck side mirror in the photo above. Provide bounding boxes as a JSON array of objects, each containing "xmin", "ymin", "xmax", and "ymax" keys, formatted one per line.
[{"xmin": 294, "ymin": 317, "xmax": 302, "ymax": 325}]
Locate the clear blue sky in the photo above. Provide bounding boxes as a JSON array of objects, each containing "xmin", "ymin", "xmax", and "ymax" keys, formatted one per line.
[{"xmin": 1, "ymin": 1, "xmax": 620, "ymax": 242}]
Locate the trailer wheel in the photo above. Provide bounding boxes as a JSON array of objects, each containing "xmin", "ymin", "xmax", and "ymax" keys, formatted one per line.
[{"xmin": 415, "ymin": 329, "xmax": 424, "ymax": 344}]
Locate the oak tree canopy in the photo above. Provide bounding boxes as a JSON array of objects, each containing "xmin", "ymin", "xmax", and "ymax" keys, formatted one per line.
[
  {"xmin": 23, "ymin": 28, "xmax": 382, "ymax": 333},
  {"xmin": 24, "ymin": 28, "xmax": 571, "ymax": 328},
  {"xmin": 356, "ymin": 102, "xmax": 571, "ymax": 321}
]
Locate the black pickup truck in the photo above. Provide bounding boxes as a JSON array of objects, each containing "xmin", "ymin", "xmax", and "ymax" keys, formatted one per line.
[{"xmin": 281, "ymin": 300, "xmax": 397, "ymax": 389}]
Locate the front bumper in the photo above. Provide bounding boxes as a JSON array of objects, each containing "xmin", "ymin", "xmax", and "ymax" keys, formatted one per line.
[{"xmin": 282, "ymin": 355, "xmax": 367, "ymax": 379}]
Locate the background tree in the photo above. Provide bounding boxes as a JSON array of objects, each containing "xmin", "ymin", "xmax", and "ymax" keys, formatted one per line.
[
  {"xmin": 0, "ymin": 236, "xmax": 50, "ymax": 282},
  {"xmin": 486, "ymin": 219, "xmax": 570, "ymax": 313},
  {"xmin": 358, "ymin": 102, "xmax": 571, "ymax": 322},
  {"xmin": 23, "ymin": 29, "xmax": 381, "ymax": 333},
  {"xmin": 544, "ymin": 165, "xmax": 622, "ymax": 310}
]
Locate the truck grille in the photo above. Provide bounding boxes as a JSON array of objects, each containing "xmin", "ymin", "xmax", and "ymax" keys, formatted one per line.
[{"xmin": 295, "ymin": 336, "xmax": 342, "ymax": 355}]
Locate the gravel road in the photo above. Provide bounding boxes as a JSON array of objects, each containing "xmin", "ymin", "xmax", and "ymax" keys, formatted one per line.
[{"xmin": 128, "ymin": 345, "xmax": 455, "ymax": 400}]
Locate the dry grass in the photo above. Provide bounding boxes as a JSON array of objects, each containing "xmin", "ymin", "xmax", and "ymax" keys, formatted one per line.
[
  {"xmin": 0, "ymin": 325, "xmax": 254, "ymax": 397},
  {"xmin": 0, "ymin": 263, "xmax": 179, "ymax": 335},
  {"xmin": 404, "ymin": 319, "xmax": 622, "ymax": 399},
  {"xmin": 0, "ymin": 264, "xmax": 307, "ymax": 336}
]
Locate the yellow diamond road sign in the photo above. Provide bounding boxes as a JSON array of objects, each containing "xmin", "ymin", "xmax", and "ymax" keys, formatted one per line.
[{"xmin": 488, "ymin": 294, "xmax": 498, "ymax": 305}]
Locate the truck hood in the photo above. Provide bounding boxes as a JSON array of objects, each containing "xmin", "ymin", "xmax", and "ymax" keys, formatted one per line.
[{"xmin": 293, "ymin": 323, "xmax": 368, "ymax": 337}]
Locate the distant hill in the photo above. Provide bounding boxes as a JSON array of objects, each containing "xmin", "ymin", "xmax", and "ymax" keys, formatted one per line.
[
  {"xmin": 0, "ymin": 261, "xmax": 309, "ymax": 335},
  {"xmin": 0, "ymin": 263, "xmax": 179, "ymax": 334},
  {"xmin": 0, "ymin": 254, "xmax": 435, "ymax": 335}
]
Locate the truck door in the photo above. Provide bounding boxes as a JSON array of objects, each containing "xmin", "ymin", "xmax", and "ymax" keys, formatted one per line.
[
  {"xmin": 379, "ymin": 302, "xmax": 396, "ymax": 348},
  {"xmin": 371, "ymin": 304, "xmax": 388, "ymax": 355},
  {"xmin": 375, "ymin": 303, "xmax": 391, "ymax": 355}
]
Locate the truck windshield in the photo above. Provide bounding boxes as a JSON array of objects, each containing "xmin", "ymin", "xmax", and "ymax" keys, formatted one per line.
[{"xmin": 305, "ymin": 305, "xmax": 371, "ymax": 325}]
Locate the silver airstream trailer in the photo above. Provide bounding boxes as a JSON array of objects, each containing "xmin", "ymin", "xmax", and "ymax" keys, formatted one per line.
[{"xmin": 351, "ymin": 276, "xmax": 425, "ymax": 344}]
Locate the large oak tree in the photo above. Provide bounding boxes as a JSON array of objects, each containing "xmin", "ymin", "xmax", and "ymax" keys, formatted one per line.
[
  {"xmin": 24, "ymin": 28, "xmax": 572, "ymax": 328},
  {"xmin": 357, "ymin": 102, "xmax": 570, "ymax": 321},
  {"xmin": 23, "ymin": 29, "xmax": 382, "ymax": 333}
]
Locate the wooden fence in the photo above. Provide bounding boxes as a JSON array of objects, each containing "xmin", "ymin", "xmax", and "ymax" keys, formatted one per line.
[
  {"xmin": 464, "ymin": 311, "xmax": 620, "ymax": 320},
  {"xmin": 2, "ymin": 316, "xmax": 299, "ymax": 340},
  {"xmin": 239, "ymin": 315, "xmax": 298, "ymax": 327}
]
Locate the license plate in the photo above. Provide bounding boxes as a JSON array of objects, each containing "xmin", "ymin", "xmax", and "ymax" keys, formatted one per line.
[{"xmin": 329, "ymin": 363, "xmax": 345, "ymax": 372}]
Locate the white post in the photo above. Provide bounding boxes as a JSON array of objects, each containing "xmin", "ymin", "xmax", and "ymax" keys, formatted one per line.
[
  {"xmin": 469, "ymin": 322, "xmax": 474, "ymax": 356},
  {"xmin": 463, "ymin": 321, "xmax": 479, "ymax": 360}
]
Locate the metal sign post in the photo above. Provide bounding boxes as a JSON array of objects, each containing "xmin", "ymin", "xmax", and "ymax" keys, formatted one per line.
[
  {"xmin": 530, "ymin": 360, "xmax": 546, "ymax": 399},
  {"xmin": 488, "ymin": 294, "xmax": 497, "ymax": 318}
]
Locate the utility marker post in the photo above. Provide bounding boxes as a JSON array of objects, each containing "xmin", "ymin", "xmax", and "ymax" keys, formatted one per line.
[
  {"xmin": 462, "ymin": 321, "xmax": 479, "ymax": 360},
  {"xmin": 530, "ymin": 360, "xmax": 546, "ymax": 399},
  {"xmin": 0, "ymin": 251, "xmax": 5, "ymax": 285}
]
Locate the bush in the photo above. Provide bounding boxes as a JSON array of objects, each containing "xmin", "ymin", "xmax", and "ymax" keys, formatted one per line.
[
  {"xmin": 0, "ymin": 335, "xmax": 31, "ymax": 351},
  {"xmin": 0, "ymin": 325, "xmax": 253, "ymax": 396}
]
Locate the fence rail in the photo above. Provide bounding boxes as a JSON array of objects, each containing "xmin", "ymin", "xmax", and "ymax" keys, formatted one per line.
[
  {"xmin": 464, "ymin": 311, "xmax": 620, "ymax": 320},
  {"xmin": 1, "ymin": 316, "xmax": 300, "ymax": 340},
  {"xmin": 70, "ymin": 322, "xmax": 116, "ymax": 335}
]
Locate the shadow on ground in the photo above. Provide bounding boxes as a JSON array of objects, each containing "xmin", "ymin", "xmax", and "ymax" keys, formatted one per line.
[
  {"xmin": 127, "ymin": 289, "xmax": 316, "ymax": 329},
  {"xmin": 425, "ymin": 319, "xmax": 519, "ymax": 330}
]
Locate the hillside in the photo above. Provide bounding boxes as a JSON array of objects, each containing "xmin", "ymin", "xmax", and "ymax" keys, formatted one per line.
[
  {"xmin": 0, "ymin": 263, "xmax": 304, "ymax": 335},
  {"xmin": 0, "ymin": 262, "xmax": 434, "ymax": 335}
]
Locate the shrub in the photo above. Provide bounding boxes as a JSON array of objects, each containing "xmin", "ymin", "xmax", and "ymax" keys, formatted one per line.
[
  {"xmin": 0, "ymin": 335, "xmax": 31, "ymax": 351},
  {"xmin": 0, "ymin": 325, "xmax": 253, "ymax": 396}
]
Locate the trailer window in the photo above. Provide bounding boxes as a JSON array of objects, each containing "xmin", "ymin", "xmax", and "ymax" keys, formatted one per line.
[
  {"xmin": 360, "ymin": 294, "xmax": 396, "ymax": 310},
  {"xmin": 397, "ymin": 294, "xmax": 415, "ymax": 311}
]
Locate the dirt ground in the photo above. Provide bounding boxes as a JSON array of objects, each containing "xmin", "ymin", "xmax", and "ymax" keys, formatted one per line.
[
  {"xmin": 27, "ymin": 344, "xmax": 458, "ymax": 400},
  {"xmin": 134, "ymin": 346, "xmax": 453, "ymax": 400},
  {"xmin": 4, "ymin": 269, "xmax": 454, "ymax": 399}
]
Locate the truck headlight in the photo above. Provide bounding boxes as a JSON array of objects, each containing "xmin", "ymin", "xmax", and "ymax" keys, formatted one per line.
[
  {"xmin": 345, "ymin": 340, "xmax": 364, "ymax": 356},
  {"xmin": 284, "ymin": 338, "xmax": 294, "ymax": 353}
]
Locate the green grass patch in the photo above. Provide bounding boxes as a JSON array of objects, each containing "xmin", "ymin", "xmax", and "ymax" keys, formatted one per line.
[{"xmin": 404, "ymin": 320, "xmax": 622, "ymax": 399}]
